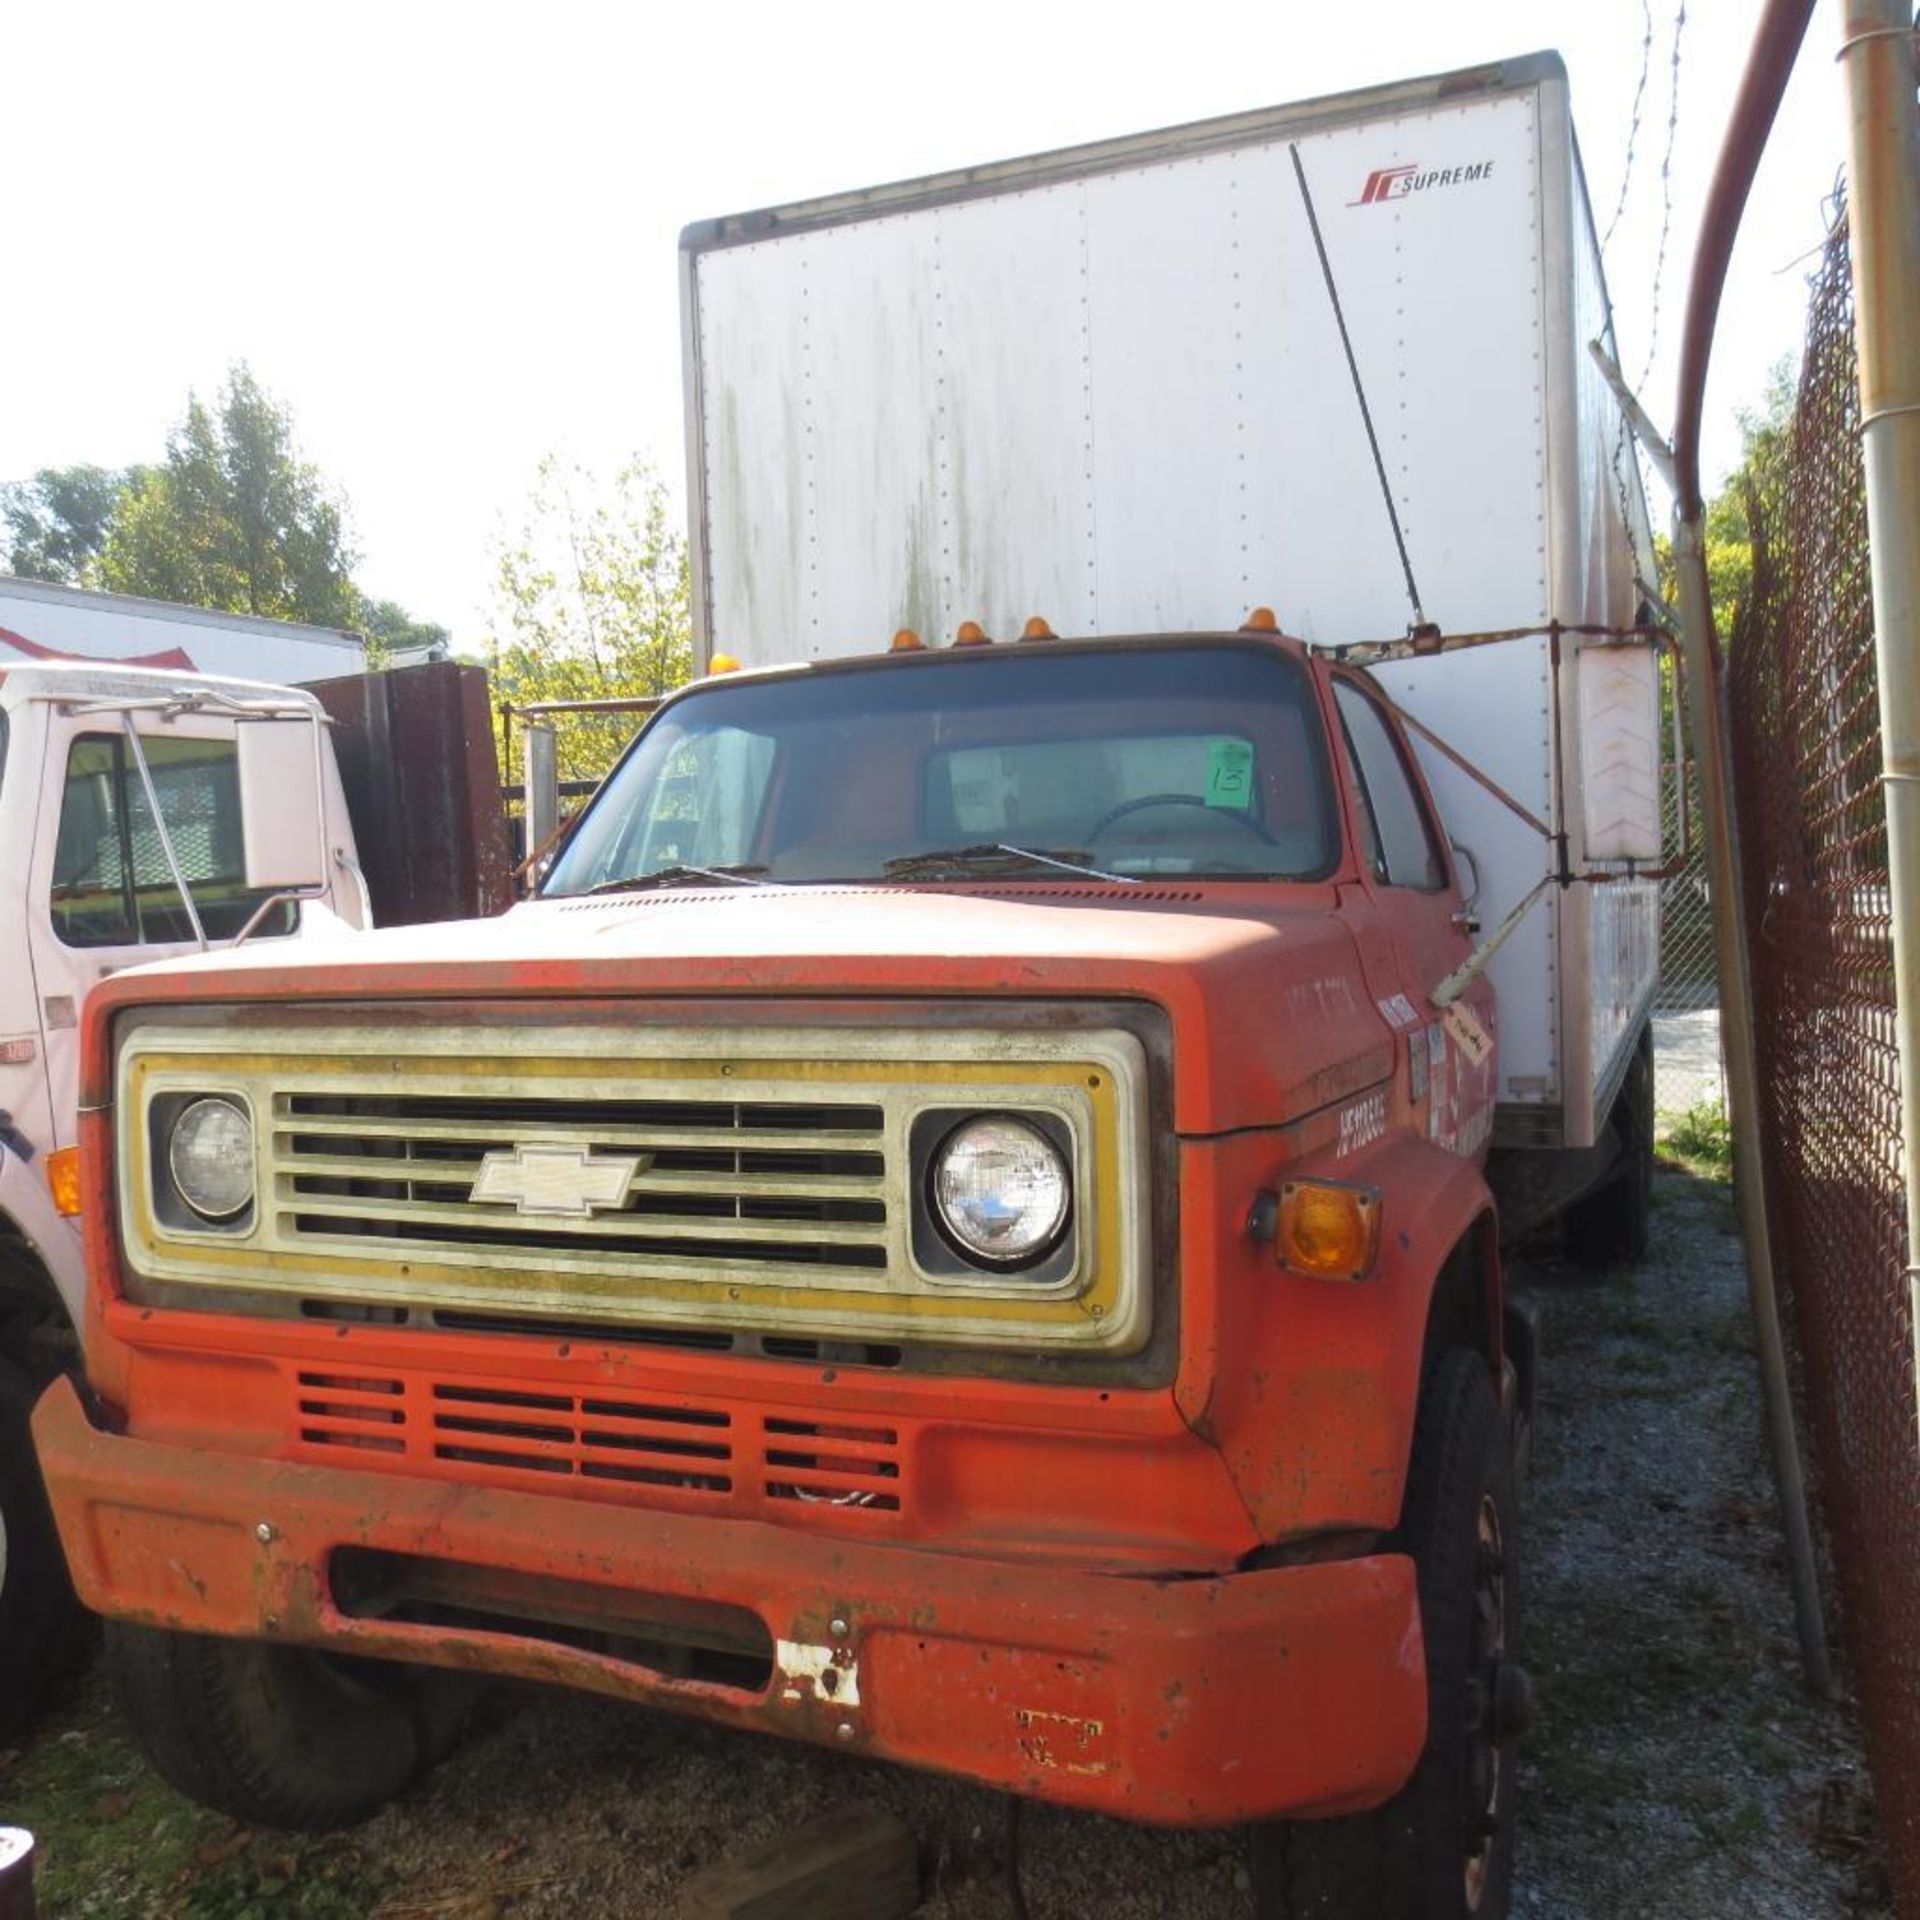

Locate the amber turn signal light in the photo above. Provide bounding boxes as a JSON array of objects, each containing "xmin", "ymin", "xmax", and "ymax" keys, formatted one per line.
[
  {"xmin": 1277, "ymin": 1178, "xmax": 1380, "ymax": 1282},
  {"xmin": 47, "ymin": 1145, "xmax": 82, "ymax": 1218}
]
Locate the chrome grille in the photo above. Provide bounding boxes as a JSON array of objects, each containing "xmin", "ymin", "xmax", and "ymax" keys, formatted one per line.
[
  {"xmin": 274, "ymin": 1089, "xmax": 890, "ymax": 1275},
  {"xmin": 120, "ymin": 1018, "xmax": 1150, "ymax": 1354}
]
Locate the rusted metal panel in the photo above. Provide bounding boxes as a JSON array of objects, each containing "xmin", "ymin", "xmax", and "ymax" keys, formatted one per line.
[{"xmin": 310, "ymin": 662, "xmax": 514, "ymax": 925}]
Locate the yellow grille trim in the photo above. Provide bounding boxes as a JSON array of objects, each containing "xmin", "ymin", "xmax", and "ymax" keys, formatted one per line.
[{"xmin": 118, "ymin": 1024, "xmax": 1151, "ymax": 1355}]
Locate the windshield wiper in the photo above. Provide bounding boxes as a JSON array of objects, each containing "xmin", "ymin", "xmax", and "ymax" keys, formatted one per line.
[
  {"xmin": 881, "ymin": 843, "xmax": 1140, "ymax": 884},
  {"xmin": 580, "ymin": 863, "xmax": 770, "ymax": 896}
]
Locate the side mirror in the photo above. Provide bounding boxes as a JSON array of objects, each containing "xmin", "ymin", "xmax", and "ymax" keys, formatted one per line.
[
  {"xmin": 1451, "ymin": 841, "xmax": 1483, "ymax": 917},
  {"xmin": 237, "ymin": 716, "xmax": 329, "ymax": 892}
]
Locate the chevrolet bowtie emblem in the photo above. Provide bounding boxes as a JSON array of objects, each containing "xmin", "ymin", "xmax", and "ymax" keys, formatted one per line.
[{"xmin": 469, "ymin": 1144, "xmax": 646, "ymax": 1217}]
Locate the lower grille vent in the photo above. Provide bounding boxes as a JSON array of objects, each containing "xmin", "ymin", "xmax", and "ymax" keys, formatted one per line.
[
  {"xmin": 764, "ymin": 1416, "xmax": 902, "ymax": 1511},
  {"xmin": 295, "ymin": 1371, "xmax": 406, "ymax": 1455},
  {"xmin": 289, "ymin": 1369, "xmax": 909, "ymax": 1524},
  {"xmin": 430, "ymin": 1383, "xmax": 733, "ymax": 1495}
]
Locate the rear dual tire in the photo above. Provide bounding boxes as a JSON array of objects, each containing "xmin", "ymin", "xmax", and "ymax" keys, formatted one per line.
[{"xmin": 1564, "ymin": 1024, "xmax": 1655, "ymax": 1268}]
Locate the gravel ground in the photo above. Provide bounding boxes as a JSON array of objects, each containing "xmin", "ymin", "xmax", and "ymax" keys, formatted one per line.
[
  {"xmin": 1510, "ymin": 1164, "xmax": 1886, "ymax": 1919},
  {"xmin": 0, "ymin": 1163, "xmax": 1889, "ymax": 1918}
]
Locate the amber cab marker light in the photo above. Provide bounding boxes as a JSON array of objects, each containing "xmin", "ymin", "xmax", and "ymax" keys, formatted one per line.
[
  {"xmin": 1242, "ymin": 606, "xmax": 1280, "ymax": 632},
  {"xmin": 891, "ymin": 629, "xmax": 925, "ymax": 652},
  {"xmin": 953, "ymin": 621, "xmax": 991, "ymax": 647},
  {"xmin": 708, "ymin": 651, "xmax": 742, "ymax": 674},
  {"xmin": 1276, "ymin": 1178, "xmax": 1381, "ymax": 1283},
  {"xmin": 46, "ymin": 1146, "xmax": 82, "ymax": 1218},
  {"xmin": 1019, "ymin": 616, "xmax": 1055, "ymax": 641}
]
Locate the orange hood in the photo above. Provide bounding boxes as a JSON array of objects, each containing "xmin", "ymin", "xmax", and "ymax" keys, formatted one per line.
[{"xmin": 91, "ymin": 884, "xmax": 1396, "ymax": 1135}]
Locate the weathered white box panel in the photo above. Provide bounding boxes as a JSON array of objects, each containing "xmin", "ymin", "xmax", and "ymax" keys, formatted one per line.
[{"xmin": 682, "ymin": 52, "xmax": 1660, "ymax": 1147}]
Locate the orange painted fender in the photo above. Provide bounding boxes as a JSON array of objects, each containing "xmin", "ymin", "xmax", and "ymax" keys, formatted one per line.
[{"xmin": 1177, "ymin": 1124, "xmax": 1498, "ymax": 1544}]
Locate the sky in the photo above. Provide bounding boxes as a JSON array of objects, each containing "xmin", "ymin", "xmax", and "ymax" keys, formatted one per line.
[{"xmin": 1, "ymin": 2, "xmax": 1851, "ymax": 648}]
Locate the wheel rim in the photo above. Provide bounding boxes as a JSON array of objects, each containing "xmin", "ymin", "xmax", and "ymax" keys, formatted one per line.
[{"xmin": 1463, "ymin": 1492, "xmax": 1508, "ymax": 1911}]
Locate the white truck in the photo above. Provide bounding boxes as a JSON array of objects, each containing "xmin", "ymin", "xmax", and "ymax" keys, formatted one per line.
[
  {"xmin": 0, "ymin": 658, "xmax": 365, "ymax": 1732},
  {"xmin": 0, "ymin": 574, "xmax": 366, "ymax": 685}
]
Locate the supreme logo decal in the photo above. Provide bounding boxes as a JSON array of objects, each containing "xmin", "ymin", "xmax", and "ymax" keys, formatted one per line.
[{"xmin": 1349, "ymin": 160, "xmax": 1495, "ymax": 207}]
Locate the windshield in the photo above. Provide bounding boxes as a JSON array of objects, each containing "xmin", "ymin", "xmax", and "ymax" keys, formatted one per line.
[{"xmin": 542, "ymin": 642, "xmax": 1337, "ymax": 895}]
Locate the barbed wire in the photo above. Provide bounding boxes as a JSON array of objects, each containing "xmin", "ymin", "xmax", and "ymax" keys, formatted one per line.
[
  {"xmin": 1638, "ymin": 1, "xmax": 1690, "ymax": 391},
  {"xmin": 1602, "ymin": 0, "xmax": 1656, "ymax": 255}
]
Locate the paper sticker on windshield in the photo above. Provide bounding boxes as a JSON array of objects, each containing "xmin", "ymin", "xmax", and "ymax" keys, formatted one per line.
[{"xmin": 1206, "ymin": 738, "xmax": 1255, "ymax": 810}]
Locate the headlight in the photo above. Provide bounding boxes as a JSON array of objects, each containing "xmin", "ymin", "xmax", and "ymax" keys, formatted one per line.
[
  {"xmin": 931, "ymin": 1115, "xmax": 1070, "ymax": 1267},
  {"xmin": 168, "ymin": 1096, "xmax": 255, "ymax": 1220}
]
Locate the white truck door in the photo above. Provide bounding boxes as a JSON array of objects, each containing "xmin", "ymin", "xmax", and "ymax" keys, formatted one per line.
[{"xmin": 24, "ymin": 712, "xmax": 300, "ymax": 1153}]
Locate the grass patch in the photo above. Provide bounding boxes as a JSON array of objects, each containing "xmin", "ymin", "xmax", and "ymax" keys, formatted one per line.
[
  {"xmin": 0, "ymin": 1683, "xmax": 391, "ymax": 1920},
  {"xmin": 1659, "ymin": 1099, "xmax": 1733, "ymax": 1182}
]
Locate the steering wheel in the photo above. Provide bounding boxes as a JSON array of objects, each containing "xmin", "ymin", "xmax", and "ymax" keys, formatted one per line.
[{"xmin": 1086, "ymin": 793, "xmax": 1281, "ymax": 844}]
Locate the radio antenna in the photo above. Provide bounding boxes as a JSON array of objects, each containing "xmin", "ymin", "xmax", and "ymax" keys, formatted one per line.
[{"xmin": 1289, "ymin": 143, "xmax": 1429, "ymax": 632}]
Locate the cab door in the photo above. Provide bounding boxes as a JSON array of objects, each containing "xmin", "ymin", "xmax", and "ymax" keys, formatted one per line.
[
  {"xmin": 24, "ymin": 715, "xmax": 294, "ymax": 1157},
  {"xmin": 1329, "ymin": 672, "xmax": 1498, "ymax": 1162}
]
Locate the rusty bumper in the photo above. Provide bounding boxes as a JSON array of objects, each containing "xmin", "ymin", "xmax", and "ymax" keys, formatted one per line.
[{"xmin": 34, "ymin": 1376, "xmax": 1425, "ymax": 1826}]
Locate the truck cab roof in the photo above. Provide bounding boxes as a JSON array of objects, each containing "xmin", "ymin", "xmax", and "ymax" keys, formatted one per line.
[{"xmin": 0, "ymin": 659, "xmax": 326, "ymax": 714}]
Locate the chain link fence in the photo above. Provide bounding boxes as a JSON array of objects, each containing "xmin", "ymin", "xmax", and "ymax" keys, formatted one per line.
[
  {"xmin": 1655, "ymin": 745, "xmax": 1727, "ymax": 1118},
  {"xmin": 1727, "ymin": 207, "xmax": 1920, "ymax": 1914}
]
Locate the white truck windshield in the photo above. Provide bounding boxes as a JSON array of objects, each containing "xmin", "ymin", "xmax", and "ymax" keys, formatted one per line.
[{"xmin": 544, "ymin": 642, "xmax": 1337, "ymax": 894}]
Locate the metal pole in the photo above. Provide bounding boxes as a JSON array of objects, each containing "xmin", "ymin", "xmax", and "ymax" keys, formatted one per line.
[
  {"xmin": 1673, "ymin": 518, "xmax": 1833, "ymax": 1692},
  {"xmin": 1662, "ymin": 0, "xmax": 1830, "ymax": 1695},
  {"xmin": 1836, "ymin": 0, "xmax": 1920, "ymax": 1435}
]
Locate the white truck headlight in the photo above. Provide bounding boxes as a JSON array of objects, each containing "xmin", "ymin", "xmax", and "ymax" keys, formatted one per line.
[
  {"xmin": 168, "ymin": 1096, "xmax": 256, "ymax": 1220},
  {"xmin": 931, "ymin": 1115, "xmax": 1070, "ymax": 1266}
]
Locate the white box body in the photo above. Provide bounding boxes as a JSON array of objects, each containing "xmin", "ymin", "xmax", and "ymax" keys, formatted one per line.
[{"xmin": 681, "ymin": 51, "xmax": 1659, "ymax": 1149}]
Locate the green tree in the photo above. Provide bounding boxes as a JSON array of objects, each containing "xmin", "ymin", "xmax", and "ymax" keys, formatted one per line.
[
  {"xmin": 1652, "ymin": 361, "xmax": 1796, "ymax": 644},
  {"xmin": 362, "ymin": 598, "xmax": 450, "ymax": 659},
  {"xmin": 98, "ymin": 364, "xmax": 361, "ymax": 627},
  {"xmin": 487, "ymin": 457, "xmax": 692, "ymax": 784},
  {"xmin": 1704, "ymin": 359, "xmax": 1796, "ymax": 642},
  {"xmin": 1, "ymin": 464, "xmax": 139, "ymax": 583}
]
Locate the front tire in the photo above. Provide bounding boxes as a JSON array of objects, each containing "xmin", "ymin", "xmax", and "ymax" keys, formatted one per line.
[
  {"xmin": 0, "ymin": 1357, "xmax": 86, "ymax": 1738},
  {"xmin": 108, "ymin": 1623, "xmax": 455, "ymax": 1830},
  {"xmin": 1252, "ymin": 1348, "xmax": 1524, "ymax": 1919}
]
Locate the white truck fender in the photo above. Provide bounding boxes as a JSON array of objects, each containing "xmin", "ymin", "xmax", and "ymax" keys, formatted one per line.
[{"xmin": 0, "ymin": 1144, "xmax": 86, "ymax": 1340}]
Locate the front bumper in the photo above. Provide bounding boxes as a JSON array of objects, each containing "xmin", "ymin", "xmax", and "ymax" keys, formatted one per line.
[{"xmin": 35, "ymin": 1375, "xmax": 1425, "ymax": 1825}]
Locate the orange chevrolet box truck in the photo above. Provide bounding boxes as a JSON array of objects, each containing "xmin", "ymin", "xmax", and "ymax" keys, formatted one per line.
[{"xmin": 36, "ymin": 52, "xmax": 1663, "ymax": 1918}]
